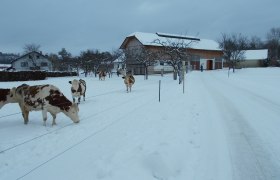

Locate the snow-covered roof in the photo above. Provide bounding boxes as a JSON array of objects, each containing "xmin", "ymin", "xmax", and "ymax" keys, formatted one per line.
[
  {"xmin": 113, "ymin": 53, "xmax": 125, "ymax": 63},
  {"xmin": 124, "ymin": 32, "xmax": 221, "ymax": 51},
  {"xmin": 0, "ymin": 64, "xmax": 11, "ymax": 67},
  {"xmin": 113, "ymin": 58, "xmax": 123, "ymax": 63},
  {"xmin": 244, "ymin": 49, "xmax": 268, "ymax": 60}
]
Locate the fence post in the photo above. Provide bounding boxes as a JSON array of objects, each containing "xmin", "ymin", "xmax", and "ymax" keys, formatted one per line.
[
  {"xmin": 159, "ymin": 80, "xmax": 161, "ymax": 102},
  {"xmin": 183, "ymin": 61, "xmax": 186, "ymax": 94}
]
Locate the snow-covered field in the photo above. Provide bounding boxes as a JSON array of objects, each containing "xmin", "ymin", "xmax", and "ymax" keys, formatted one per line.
[{"xmin": 0, "ymin": 68, "xmax": 280, "ymax": 180}]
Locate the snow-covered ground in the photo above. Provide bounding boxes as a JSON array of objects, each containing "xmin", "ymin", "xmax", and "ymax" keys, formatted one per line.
[{"xmin": 0, "ymin": 68, "xmax": 280, "ymax": 180}]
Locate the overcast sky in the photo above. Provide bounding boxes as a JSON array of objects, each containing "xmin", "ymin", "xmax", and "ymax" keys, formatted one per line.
[{"xmin": 0, "ymin": 0, "xmax": 279, "ymax": 56}]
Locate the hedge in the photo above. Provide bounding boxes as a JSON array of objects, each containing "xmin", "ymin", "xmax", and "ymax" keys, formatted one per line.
[{"xmin": 0, "ymin": 71, "xmax": 78, "ymax": 82}]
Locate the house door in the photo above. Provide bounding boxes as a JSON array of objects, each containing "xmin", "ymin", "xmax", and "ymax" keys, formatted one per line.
[{"xmin": 207, "ymin": 60, "xmax": 213, "ymax": 70}]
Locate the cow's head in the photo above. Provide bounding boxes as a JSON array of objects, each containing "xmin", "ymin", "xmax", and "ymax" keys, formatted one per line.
[
  {"xmin": 69, "ymin": 79, "xmax": 80, "ymax": 92},
  {"xmin": 0, "ymin": 87, "xmax": 18, "ymax": 108},
  {"xmin": 0, "ymin": 88, "xmax": 16, "ymax": 109},
  {"xmin": 65, "ymin": 103, "xmax": 80, "ymax": 123},
  {"xmin": 9, "ymin": 87, "xmax": 17, "ymax": 102}
]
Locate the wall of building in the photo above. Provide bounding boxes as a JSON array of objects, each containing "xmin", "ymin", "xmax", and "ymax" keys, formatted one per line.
[
  {"xmin": 237, "ymin": 60, "xmax": 264, "ymax": 68},
  {"xmin": 12, "ymin": 52, "xmax": 52, "ymax": 71}
]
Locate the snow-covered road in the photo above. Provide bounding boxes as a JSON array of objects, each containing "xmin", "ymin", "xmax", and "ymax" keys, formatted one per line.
[
  {"xmin": 0, "ymin": 68, "xmax": 279, "ymax": 180},
  {"xmin": 197, "ymin": 70, "xmax": 280, "ymax": 180}
]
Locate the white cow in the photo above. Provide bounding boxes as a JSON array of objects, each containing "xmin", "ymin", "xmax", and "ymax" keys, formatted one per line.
[
  {"xmin": 15, "ymin": 84, "xmax": 80, "ymax": 126},
  {"xmin": 69, "ymin": 79, "xmax": 86, "ymax": 103}
]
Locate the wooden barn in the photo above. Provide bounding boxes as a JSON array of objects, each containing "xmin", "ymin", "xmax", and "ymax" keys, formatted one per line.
[{"xmin": 120, "ymin": 32, "xmax": 223, "ymax": 74}]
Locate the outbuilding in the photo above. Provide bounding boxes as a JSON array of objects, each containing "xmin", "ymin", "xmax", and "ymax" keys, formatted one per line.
[{"xmin": 237, "ymin": 49, "xmax": 268, "ymax": 68}]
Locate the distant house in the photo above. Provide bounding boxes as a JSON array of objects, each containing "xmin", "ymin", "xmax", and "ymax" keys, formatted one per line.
[
  {"xmin": 237, "ymin": 49, "xmax": 268, "ymax": 68},
  {"xmin": 11, "ymin": 51, "xmax": 52, "ymax": 71},
  {"xmin": 120, "ymin": 32, "xmax": 223, "ymax": 74},
  {"xmin": 112, "ymin": 57, "xmax": 125, "ymax": 74}
]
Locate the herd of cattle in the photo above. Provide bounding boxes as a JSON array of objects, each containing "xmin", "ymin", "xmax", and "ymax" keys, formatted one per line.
[{"xmin": 0, "ymin": 72, "xmax": 135, "ymax": 126}]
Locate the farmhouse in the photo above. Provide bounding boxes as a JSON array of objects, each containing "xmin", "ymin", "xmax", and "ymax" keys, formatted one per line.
[
  {"xmin": 237, "ymin": 49, "xmax": 268, "ymax": 68},
  {"xmin": 11, "ymin": 51, "xmax": 52, "ymax": 71},
  {"xmin": 120, "ymin": 32, "xmax": 223, "ymax": 74}
]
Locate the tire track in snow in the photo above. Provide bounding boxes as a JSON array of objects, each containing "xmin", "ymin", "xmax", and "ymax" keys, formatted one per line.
[
  {"xmin": 0, "ymin": 80, "xmax": 156, "ymax": 154},
  {"xmin": 16, "ymin": 96, "xmax": 153, "ymax": 180},
  {"xmin": 209, "ymin": 72, "xmax": 280, "ymax": 114},
  {"xmin": 201, "ymin": 73, "xmax": 280, "ymax": 180}
]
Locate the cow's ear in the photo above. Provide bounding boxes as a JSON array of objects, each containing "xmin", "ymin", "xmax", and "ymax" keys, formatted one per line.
[
  {"xmin": 10, "ymin": 87, "xmax": 16, "ymax": 97},
  {"xmin": 69, "ymin": 81, "xmax": 72, "ymax": 84}
]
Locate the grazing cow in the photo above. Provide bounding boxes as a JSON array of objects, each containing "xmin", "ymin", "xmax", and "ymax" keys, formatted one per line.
[
  {"xmin": 69, "ymin": 79, "xmax": 86, "ymax": 103},
  {"xmin": 122, "ymin": 74, "xmax": 135, "ymax": 92},
  {"xmin": 0, "ymin": 87, "xmax": 17, "ymax": 109},
  {"xmin": 15, "ymin": 84, "xmax": 79, "ymax": 125},
  {"xmin": 98, "ymin": 70, "xmax": 106, "ymax": 80}
]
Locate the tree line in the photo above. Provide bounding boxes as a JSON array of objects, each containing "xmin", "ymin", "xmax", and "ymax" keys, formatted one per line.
[
  {"xmin": 20, "ymin": 45, "xmax": 121, "ymax": 77},
  {"xmin": 2, "ymin": 27, "xmax": 280, "ymax": 78},
  {"xmin": 218, "ymin": 27, "xmax": 280, "ymax": 72}
]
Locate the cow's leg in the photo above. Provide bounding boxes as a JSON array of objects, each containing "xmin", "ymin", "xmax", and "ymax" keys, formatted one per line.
[
  {"xmin": 83, "ymin": 94, "xmax": 85, "ymax": 101},
  {"xmin": 21, "ymin": 105, "xmax": 29, "ymax": 124},
  {"xmin": 23, "ymin": 109, "xmax": 29, "ymax": 124},
  {"xmin": 42, "ymin": 110, "xmax": 48, "ymax": 126},
  {"xmin": 78, "ymin": 97, "xmax": 81, "ymax": 103},
  {"xmin": 51, "ymin": 113, "xmax": 57, "ymax": 126},
  {"xmin": 72, "ymin": 97, "xmax": 75, "ymax": 103},
  {"xmin": 18, "ymin": 102, "xmax": 25, "ymax": 119}
]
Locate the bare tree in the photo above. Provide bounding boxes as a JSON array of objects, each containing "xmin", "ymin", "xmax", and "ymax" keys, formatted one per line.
[
  {"xmin": 57, "ymin": 48, "xmax": 73, "ymax": 71},
  {"xmin": 47, "ymin": 53, "xmax": 60, "ymax": 71},
  {"xmin": 266, "ymin": 27, "xmax": 280, "ymax": 66},
  {"xmin": 79, "ymin": 49, "xmax": 114, "ymax": 77},
  {"xmin": 218, "ymin": 33, "xmax": 248, "ymax": 72},
  {"xmin": 153, "ymin": 37, "xmax": 192, "ymax": 80},
  {"xmin": 58, "ymin": 48, "xmax": 71, "ymax": 60},
  {"xmin": 23, "ymin": 43, "xmax": 41, "ymax": 54},
  {"xmin": 249, "ymin": 36, "xmax": 264, "ymax": 49},
  {"xmin": 80, "ymin": 49, "xmax": 98, "ymax": 77},
  {"xmin": 100, "ymin": 51, "xmax": 115, "ymax": 78},
  {"xmin": 123, "ymin": 46, "xmax": 158, "ymax": 80}
]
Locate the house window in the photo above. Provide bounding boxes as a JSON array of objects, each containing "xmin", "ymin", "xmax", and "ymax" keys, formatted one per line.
[
  {"xmin": 41, "ymin": 62, "xmax": 48, "ymax": 67},
  {"xmin": 190, "ymin": 55, "xmax": 200, "ymax": 61},
  {"xmin": 21, "ymin": 62, "xmax": 28, "ymax": 67},
  {"xmin": 160, "ymin": 61, "xmax": 164, "ymax": 65}
]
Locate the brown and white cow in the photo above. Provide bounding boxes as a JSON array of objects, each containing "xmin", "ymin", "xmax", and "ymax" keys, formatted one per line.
[
  {"xmin": 15, "ymin": 84, "xmax": 80, "ymax": 125},
  {"xmin": 122, "ymin": 74, "xmax": 135, "ymax": 92},
  {"xmin": 0, "ymin": 87, "xmax": 17, "ymax": 109},
  {"xmin": 98, "ymin": 70, "xmax": 106, "ymax": 80},
  {"xmin": 69, "ymin": 79, "xmax": 86, "ymax": 103}
]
